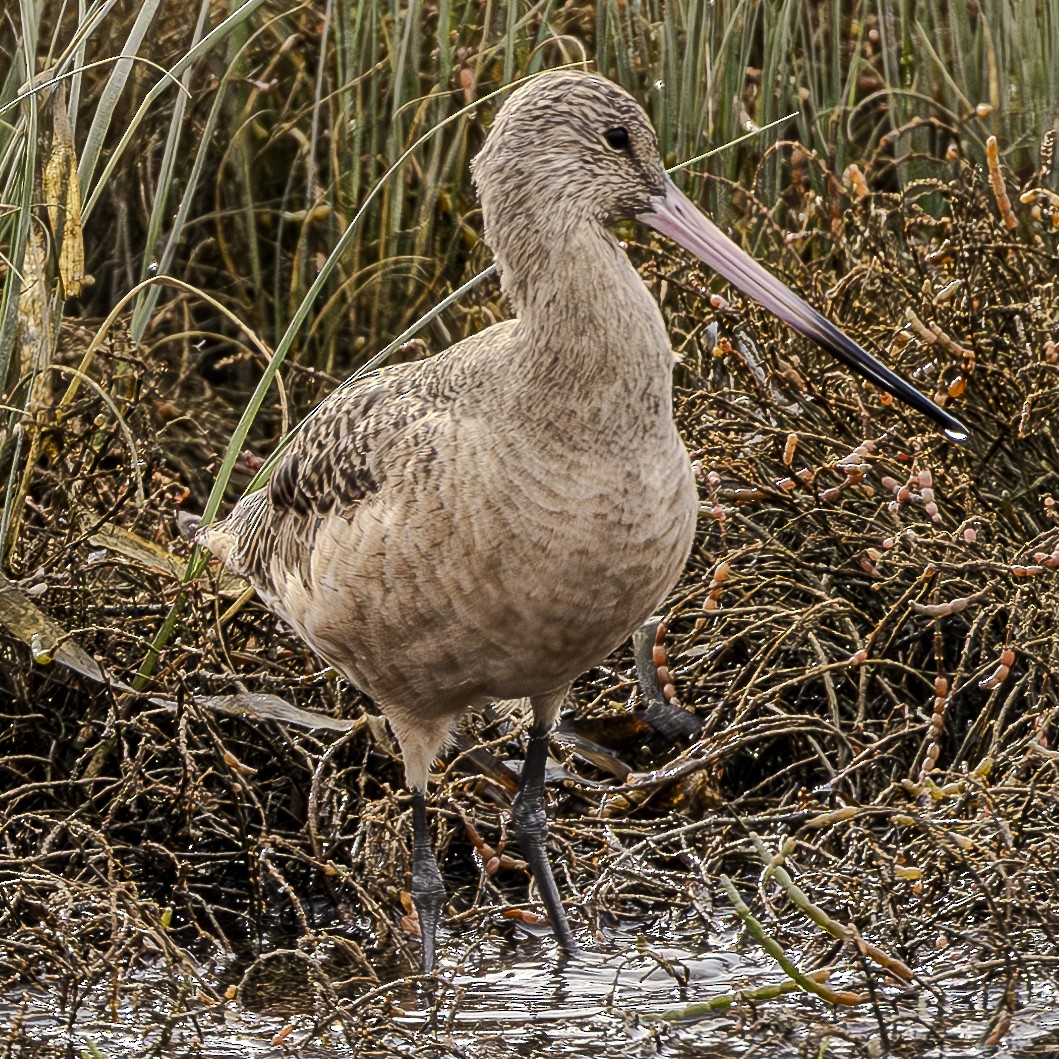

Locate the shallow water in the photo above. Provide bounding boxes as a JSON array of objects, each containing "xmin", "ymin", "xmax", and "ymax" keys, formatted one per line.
[{"xmin": 6, "ymin": 926, "xmax": 1059, "ymax": 1058}]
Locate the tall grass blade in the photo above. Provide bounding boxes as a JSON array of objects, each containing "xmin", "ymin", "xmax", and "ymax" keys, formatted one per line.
[{"xmin": 76, "ymin": 0, "xmax": 165, "ymax": 193}]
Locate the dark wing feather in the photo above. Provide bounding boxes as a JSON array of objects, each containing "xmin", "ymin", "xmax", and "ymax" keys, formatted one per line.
[
  {"xmin": 267, "ymin": 376, "xmax": 392, "ymax": 517},
  {"xmin": 208, "ymin": 323, "xmax": 511, "ymax": 589}
]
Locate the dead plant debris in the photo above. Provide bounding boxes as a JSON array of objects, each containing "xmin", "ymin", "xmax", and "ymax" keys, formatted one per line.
[{"xmin": 1, "ymin": 147, "xmax": 1058, "ymax": 1055}]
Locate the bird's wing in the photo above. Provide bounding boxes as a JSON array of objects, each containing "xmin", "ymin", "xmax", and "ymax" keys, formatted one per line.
[
  {"xmin": 265, "ymin": 318, "xmax": 511, "ymax": 520},
  {"xmin": 199, "ymin": 321, "xmax": 515, "ymax": 588},
  {"xmin": 204, "ymin": 361, "xmax": 441, "ymax": 586},
  {"xmin": 265, "ymin": 369, "xmax": 399, "ymax": 518}
]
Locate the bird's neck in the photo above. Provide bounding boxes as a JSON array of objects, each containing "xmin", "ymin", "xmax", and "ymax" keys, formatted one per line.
[{"xmin": 490, "ymin": 214, "xmax": 676, "ymax": 426}]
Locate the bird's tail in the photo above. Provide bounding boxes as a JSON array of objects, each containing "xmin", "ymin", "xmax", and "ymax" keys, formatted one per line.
[
  {"xmin": 175, "ymin": 508, "xmax": 241, "ymax": 569},
  {"xmin": 175, "ymin": 510, "xmax": 201, "ymax": 541},
  {"xmin": 177, "ymin": 490, "xmax": 271, "ymax": 576}
]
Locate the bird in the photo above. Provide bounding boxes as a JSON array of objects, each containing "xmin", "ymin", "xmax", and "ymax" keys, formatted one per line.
[{"xmin": 186, "ymin": 69, "xmax": 968, "ymax": 974}]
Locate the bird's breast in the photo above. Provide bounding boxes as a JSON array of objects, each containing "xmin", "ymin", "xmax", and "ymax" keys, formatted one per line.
[
  {"xmin": 261, "ymin": 408, "xmax": 698, "ymax": 714},
  {"xmin": 408, "ymin": 419, "xmax": 699, "ymax": 701}
]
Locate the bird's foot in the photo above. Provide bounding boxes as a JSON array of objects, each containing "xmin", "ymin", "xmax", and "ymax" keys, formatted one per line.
[
  {"xmin": 411, "ymin": 790, "xmax": 446, "ymax": 974},
  {"xmin": 512, "ymin": 725, "xmax": 577, "ymax": 956}
]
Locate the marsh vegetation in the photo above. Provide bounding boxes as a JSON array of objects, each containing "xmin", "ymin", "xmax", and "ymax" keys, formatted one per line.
[{"xmin": 1, "ymin": 1, "xmax": 1058, "ymax": 1055}]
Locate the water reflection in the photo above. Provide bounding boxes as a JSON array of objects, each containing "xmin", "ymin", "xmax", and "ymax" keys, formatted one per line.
[{"xmin": 4, "ymin": 929, "xmax": 1059, "ymax": 1057}]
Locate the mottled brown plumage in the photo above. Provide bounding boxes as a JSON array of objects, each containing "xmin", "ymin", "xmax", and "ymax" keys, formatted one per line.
[
  {"xmin": 194, "ymin": 69, "xmax": 966, "ymax": 971},
  {"xmin": 199, "ymin": 71, "xmax": 698, "ymax": 788}
]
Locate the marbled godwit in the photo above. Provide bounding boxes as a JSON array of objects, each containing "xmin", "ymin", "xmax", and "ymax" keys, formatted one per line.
[{"xmin": 188, "ymin": 70, "xmax": 967, "ymax": 973}]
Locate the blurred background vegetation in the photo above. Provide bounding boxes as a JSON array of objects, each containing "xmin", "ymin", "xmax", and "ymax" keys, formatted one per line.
[
  {"xmin": 2, "ymin": 0, "xmax": 1056, "ymax": 416},
  {"xmin": 0, "ymin": 3, "xmax": 1058, "ymax": 1044}
]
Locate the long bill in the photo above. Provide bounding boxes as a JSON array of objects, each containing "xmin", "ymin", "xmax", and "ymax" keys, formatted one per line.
[{"xmin": 638, "ymin": 175, "xmax": 969, "ymax": 442}]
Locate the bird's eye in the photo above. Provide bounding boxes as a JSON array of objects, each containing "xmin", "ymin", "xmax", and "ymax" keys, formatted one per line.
[{"xmin": 603, "ymin": 126, "xmax": 631, "ymax": 151}]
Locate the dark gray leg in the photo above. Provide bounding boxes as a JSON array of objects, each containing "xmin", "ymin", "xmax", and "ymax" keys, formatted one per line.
[
  {"xmin": 512, "ymin": 722, "xmax": 577, "ymax": 955},
  {"xmin": 410, "ymin": 789, "xmax": 446, "ymax": 973}
]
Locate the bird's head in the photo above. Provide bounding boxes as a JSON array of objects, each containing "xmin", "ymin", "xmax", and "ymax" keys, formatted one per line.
[
  {"xmin": 472, "ymin": 69, "xmax": 667, "ymax": 227},
  {"xmin": 473, "ymin": 70, "xmax": 969, "ymax": 441}
]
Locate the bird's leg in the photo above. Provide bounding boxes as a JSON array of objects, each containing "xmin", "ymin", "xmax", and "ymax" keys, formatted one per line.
[
  {"xmin": 410, "ymin": 788, "xmax": 446, "ymax": 973},
  {"xmin": 633, "ymin": 616, "xmax": 668, "ymax": 712},
  {"xmin": 512, "ymin": 690, "xmax": 577, "ymax": 955},
  {"xmin": 632, "ymin": 617, "xmax": 702, "ymax": 741}
]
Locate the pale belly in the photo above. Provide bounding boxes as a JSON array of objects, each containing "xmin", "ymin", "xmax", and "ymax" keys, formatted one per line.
[
  {"xmin": 267, "ymin": 431, "xmax": 698, "ymax": 714},
  {"xmin": 462, "ymin": 476, "xmax": 697, "ymax": 699}
]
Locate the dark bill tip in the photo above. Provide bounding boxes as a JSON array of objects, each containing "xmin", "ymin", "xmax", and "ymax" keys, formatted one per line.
[{"xmin": 638, "ymin": 176, "xmax": 971, "ymax": 442}]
